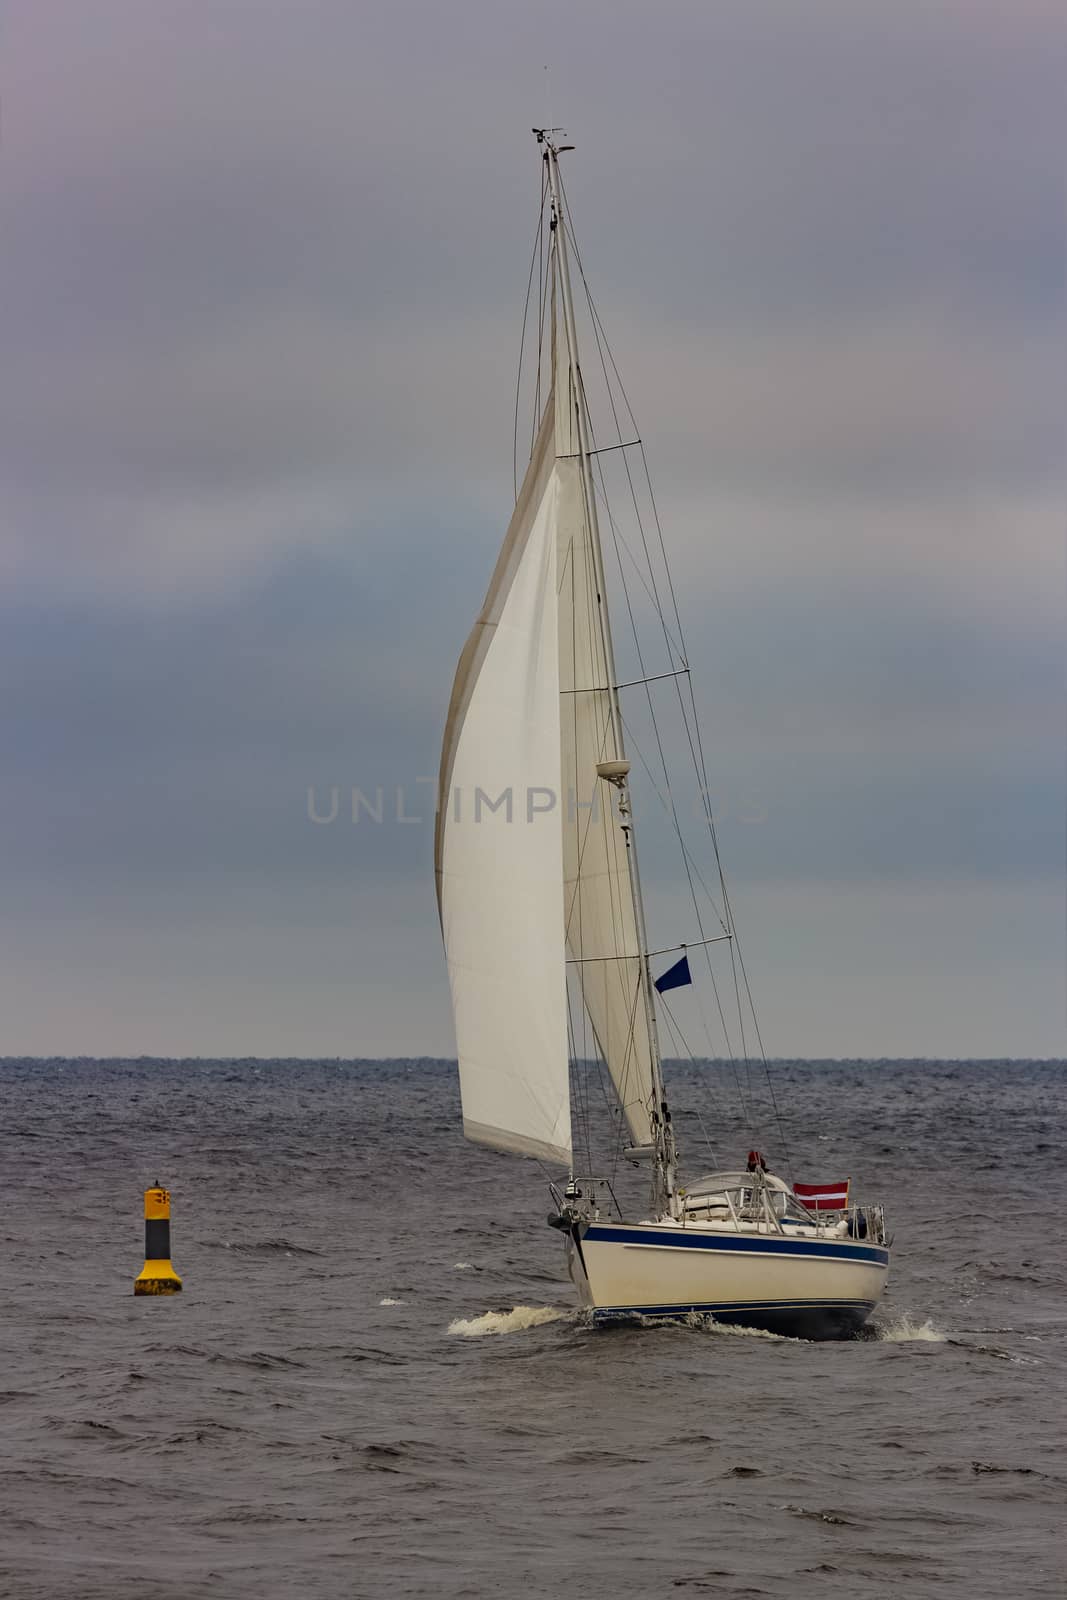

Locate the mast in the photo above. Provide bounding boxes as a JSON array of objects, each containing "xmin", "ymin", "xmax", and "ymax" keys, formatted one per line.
[{"xmin": 539, "ymin": 131, "xmax": 678, "ymax": 1215}]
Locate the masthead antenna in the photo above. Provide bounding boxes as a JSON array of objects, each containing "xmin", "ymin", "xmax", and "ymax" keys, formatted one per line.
[{"xmin": 532, "ymin": 127, "xmax": 574, "ymax": 154}]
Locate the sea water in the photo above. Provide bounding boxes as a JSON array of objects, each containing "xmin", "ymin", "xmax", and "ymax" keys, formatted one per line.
[{"xmin": 1, "ymin": 1058, "xmax": 1063, "ymax": 1599}]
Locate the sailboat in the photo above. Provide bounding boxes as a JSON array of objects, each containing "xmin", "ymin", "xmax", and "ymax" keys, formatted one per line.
[{"xmin": 435, "ymin": 131, "xmax": 890, "ymax": 1339}]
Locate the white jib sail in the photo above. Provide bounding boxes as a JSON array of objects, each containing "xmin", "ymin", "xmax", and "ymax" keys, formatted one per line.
[{"xmin": 435, "ymin": 407, "xmax": 572, "ymax": 1166}]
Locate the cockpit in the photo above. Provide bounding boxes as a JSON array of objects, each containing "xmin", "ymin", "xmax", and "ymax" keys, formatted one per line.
[{"xmin": 680, "ymin": 1170, "xmax": 829, "ymax": 1228}]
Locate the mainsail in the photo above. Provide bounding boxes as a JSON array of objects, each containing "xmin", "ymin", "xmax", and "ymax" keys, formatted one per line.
[
  {"xmin": 554, "ymin": 341, "xmax": 656, "ymax": 1150},
  {"xmin": 436, "ymin": 149, "xmax": 661, "ymax": 1170}
]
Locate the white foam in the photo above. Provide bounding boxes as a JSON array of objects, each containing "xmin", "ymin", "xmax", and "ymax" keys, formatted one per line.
[
  {"xmin": 447, "ymin": 1305, "xmax": 567, "ymax": 1337},
  {"xmin": 378, "ymin": 1297, "xmax": 403, "ymax": 1306},
  {"xmin": 876, "ymin": 1314, "xmax": 946, "ymax": 1343},
  {"xmin": 699, "ymin": 1318, "xmax": 798, "ymax": 1341},
  {"xmin": 452, "ymin": 1262, "xmax": 474, "ymax": 1270}
]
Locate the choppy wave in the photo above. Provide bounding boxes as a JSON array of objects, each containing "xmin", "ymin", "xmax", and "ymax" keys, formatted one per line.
[
  {"xmin": 447, "ymin": 1305, "xmax": 568, "ymax": 1337},
  {"xmin": 378, "ymin": 1297, "xmax": 403, "ymax": 1306},
  {"xmin": 4, "ymin": 1056, "xmax": 1062, "ymax": 1596},
  {"xmin": 201, "ymin": 1238, "xmax": 322, "ymax": 1256}
]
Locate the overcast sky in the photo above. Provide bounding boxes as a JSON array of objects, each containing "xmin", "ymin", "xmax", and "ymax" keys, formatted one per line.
[{"xmin": 1, "ymin": 0, "xmax": 1063, "ymax": 1058}]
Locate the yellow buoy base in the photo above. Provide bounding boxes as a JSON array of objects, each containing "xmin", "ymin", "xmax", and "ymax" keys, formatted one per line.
[{"xmin": 134, "ymin": 1258, "xmax": 183, "ymax": 1295}]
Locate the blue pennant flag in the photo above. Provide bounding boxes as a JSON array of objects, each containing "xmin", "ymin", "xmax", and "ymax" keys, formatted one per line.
[{"xmin": 654, "ymin": 953, "xmax": 692, "ymax": 994}]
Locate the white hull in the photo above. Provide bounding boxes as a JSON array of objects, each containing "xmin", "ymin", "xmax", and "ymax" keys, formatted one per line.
[{"xmin": 565, "ymin": 1219, "xmax": 889, "ymax": 1339}]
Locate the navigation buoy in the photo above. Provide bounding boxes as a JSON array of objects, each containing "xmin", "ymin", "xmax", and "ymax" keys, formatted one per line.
[{"xmin": 133, "ymin": 1181, "xmax": 183, "ymax": 1295}]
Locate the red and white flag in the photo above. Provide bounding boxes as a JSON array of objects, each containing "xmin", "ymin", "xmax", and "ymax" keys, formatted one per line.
[{"xmin": 794, "ymin": 1180, "xmax": 850, "ymax": 1212}]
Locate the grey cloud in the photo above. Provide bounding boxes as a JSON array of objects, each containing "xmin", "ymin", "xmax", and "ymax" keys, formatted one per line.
[
  {"xmin": 1, "ymin": 0, "xmax": 1062, "ymax": 1056},
  {"xmin": 2, "ymin": 0, "xmax": 1062, "ymax": 596}
]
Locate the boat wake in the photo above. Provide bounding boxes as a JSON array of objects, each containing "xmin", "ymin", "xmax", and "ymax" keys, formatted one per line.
[
  {"xmin": 874, "ymin": 1315, "xmax": 946, "ymax": 1343},
  {"xmin": 695, "ymin": 1318, "xmax": 799, "ymax": 1341},
  {"xmin": 447, "ymin": 1305, "xmax": 569, "ymax": 1338},
  {"xmin": 446, "ymin": 1306, "xmax": 945, "ymax": 1342}
]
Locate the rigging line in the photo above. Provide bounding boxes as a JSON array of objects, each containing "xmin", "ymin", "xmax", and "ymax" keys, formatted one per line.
[
  {"xmin": 615, "ymin": 707, "xmax": 729, "ymax": 943},
  {"xmin": 559, "ymin": 175, "xmax": 687, "ymax": 671},
  {"xmin": 591, "ymin": 340, "xmax": 735, "ymax": 894},
  {"xmin": 580, "ymin": 287, "xmax": 689, "ymax": 660},
  {"xmin": 662, "ymin": 671, "xmax": 784, "ymax": 1170},
  {"xmin": 568, "ymin": 935, "xmax": 732, "ymax": 965},
  {"xmin": 669, "ymin": 644, "xmax": 792, "ymax": 1163},
  {"xmin": 718, "ymin": 873, "xmax": 792, "ymax": 1180},
  {"xmin": 586, "ymin": 472, "xmax": 685, "ymax": 639},
  {"xmin": 575, "ymin": 240, "xmax": 788, "ymax": 1169},
  {"xmin": 561, "ymin": 173, "xmax": 785, "ymax": 1167},
  {"xmin": 556, "ymin": 211, "xmax": 688, "ymax": 707},
  {"xmin": 534, "ymin": 194, "xmax": 551, "ymax": 460},
  {"xmin": 560, "ymin": 669, "xmax": 691, "ymax": 696},
  {"xmin": 659, "ymin": 1008, "xmax": 726, "ymax": 1176},
  {"xmin": 681, "ymin": 689, "xmax": 791, "ymax": 1162},
  {"xmin": 693, "ymin": 1107, "xmax": 719, "ymax": 1172},
  {"xmin": 577, "ymin": 242, "xmax": 738, "ymax": 952},
  {"xmin": 615, "ymin": 669, "xmax": 690, "ymax": 691},
  {"xmin": 725, "ymin": 932, "xmax": 754, "ymax": 1133},
  {"xmin": 619, "ymin": 710, "xmax": 754, "ymax": 1133},
  {"xmin": 589, "ymin": 447, "xmax": 736, "ymax": 954},
  {"xmin": 566, "ymin": 975, "xmax": 597, "ymax": 1186},
  {"xmin": 603, "ymin": 565, "xmax": 736, "ymax": 1009},
  {"xmin": 557, "ymin": 328, "xmax": 688, "ymax": 667},
  {"xmin": 655, "ymin": 993, "xmax": 722, "ymax": 1169},
  {"xmin": 572, "ymin": 977, "xmax": 619, "ymax": 1155},
  {"xmin": 581, "ymin": 421, "xmax": 730, "ymax": 954},
  {"xmin": 560, "ymin": 188, "xmax": 743, "ymax": 943},
  {"xmin": 654, "ymin": 1002, "xmax": 688, "ymax": 1118},
  {"xmin": 557, "ymin": 439, "xmax": 642, "ymax": 458},
  {"xmin": 603, "ymin": 620, "xmax": 728, "ymax": 939},
  {"xmin": 562, "ymin": 187, "xmax": 789, "ymax": 1176},
  {"xmin": 514, "ymin": 168, "xmax": 548, "ymax": 502},
  {"xmin": 587, "ymin": 438, "xmax": 732, "ymax": 1063},
  {"xmin": 649, "ymin": 935, "xmax": 733, "ymax": 959},
  {"xmin": 614, "ymin": 969, "xmax": 647, "ymax": 1134},
  {"xmin": 570, "ymin": 503, "xmax": 726, "ymax": 939},
  {"xmin": 555, "ymin": 202, "xmax": 689, "ymax": 662},
  {"xmin": 557, "ymin": 168, "xmax": 758, "ymax": 1181},
  {"xmin": 584, "ymin": 280, "xmax": 685, "ymax": 671},
  {"xmin": 570, "ymin": 955, "xmax": 632, "ymax": 1191},
  {"xmin": 559, "ymin": 178, "xmax": 726, "ymax": 864}
]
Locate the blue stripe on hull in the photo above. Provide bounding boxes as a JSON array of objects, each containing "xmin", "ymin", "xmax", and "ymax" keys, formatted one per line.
[
  {"xmin": 591, "ymin": 1297, "xmax": 877, "ymax": 1320},
  {"xmin": 583, "ymin": 1224, "xmax": 889, "ymax": 1267}
]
